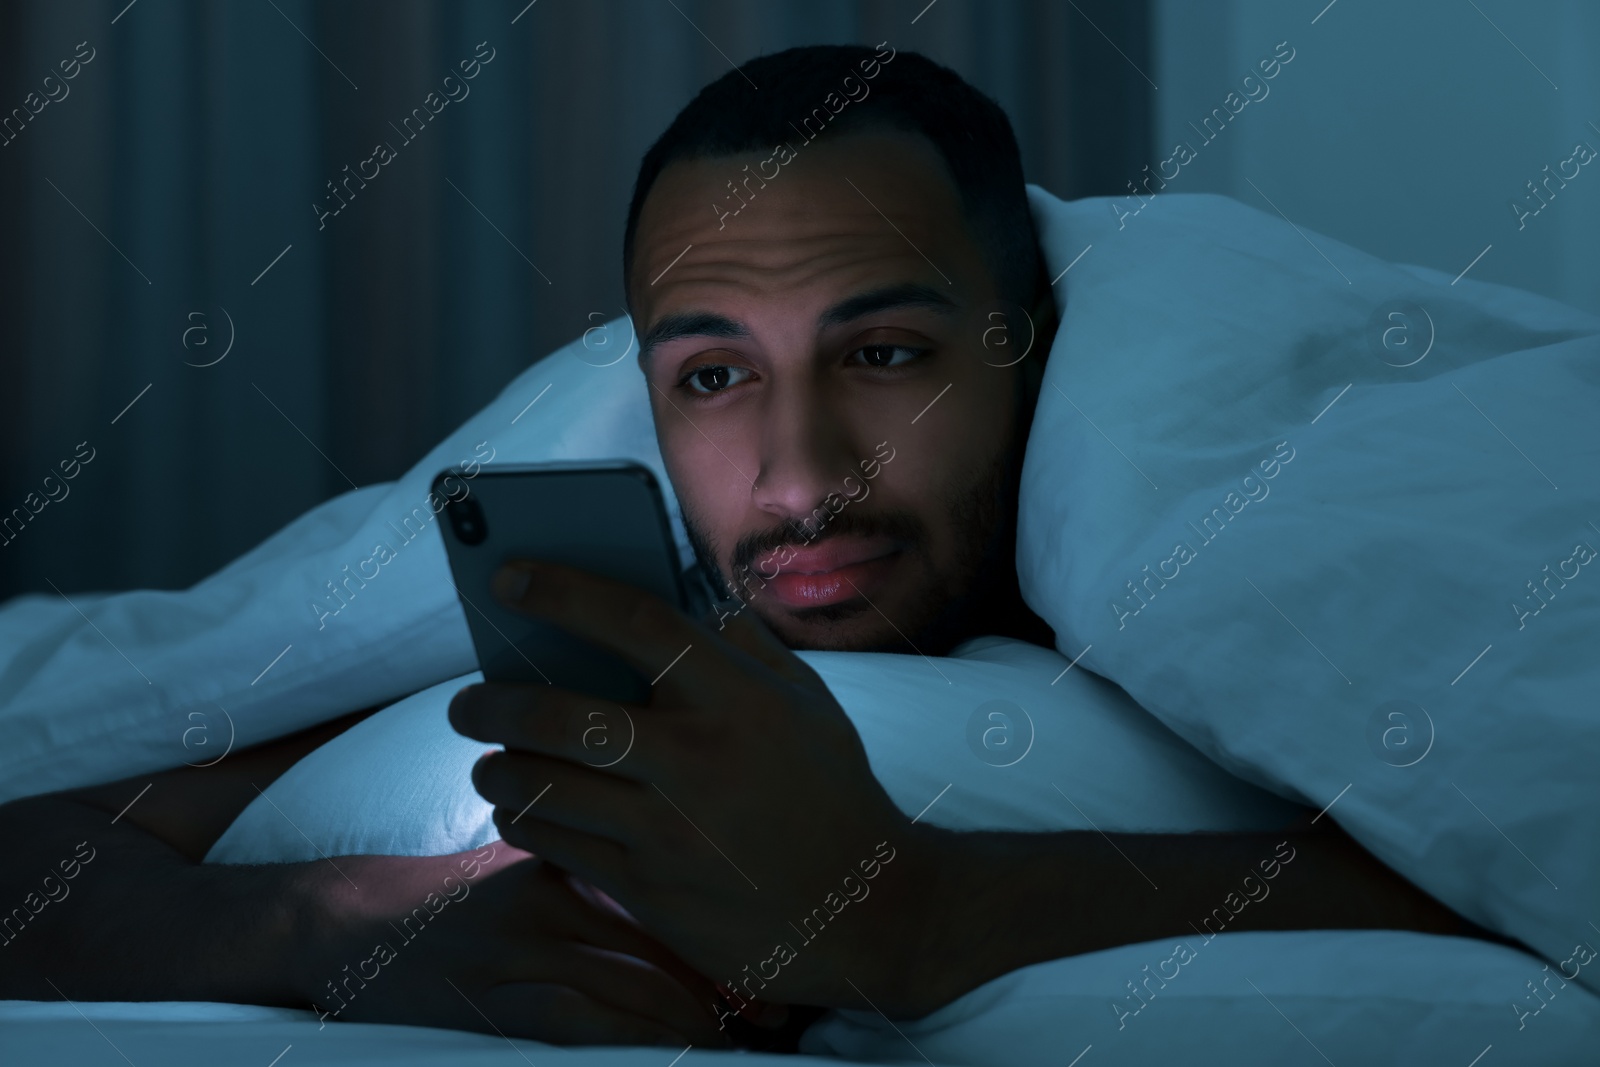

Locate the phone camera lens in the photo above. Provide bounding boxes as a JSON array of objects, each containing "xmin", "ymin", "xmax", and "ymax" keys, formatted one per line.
[{"xmin": 446, "ymin": 493, "xmax": 488, "ymax": 546}]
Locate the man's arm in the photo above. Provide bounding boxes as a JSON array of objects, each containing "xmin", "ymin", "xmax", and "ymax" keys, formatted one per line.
[
  {"xmin": 0, "ymin": 705, "xmax": 381, "ymax": 1002},
  {"xmin": 882, "ymin": 815, "xmax": 1477, "ymax": 1018},
  {"xmin": 0, "ymin": 701, "xmax": 740, "ymax": 1046}
]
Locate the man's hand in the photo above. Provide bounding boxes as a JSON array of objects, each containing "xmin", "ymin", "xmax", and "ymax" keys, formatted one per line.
[
  {"xmin": 0, "ymin": 705, "xmax": 732, "ymax": 1048},
  {"xmin": 296, "ymin": 842, "xmax": 731, "ymax": 1047},
  {"xmin": 451, "ymin": 560, "xmax": 1478, "ymax": 1026},
  {"xmin": 449, "ymin": 560, "xmax": 931, "ymax": 1018}
]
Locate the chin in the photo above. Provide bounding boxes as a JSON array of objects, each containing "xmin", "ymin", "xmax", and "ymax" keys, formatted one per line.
[{"xmin": 756, "ymin": 603, "xmax": 909, "ymax": 654}]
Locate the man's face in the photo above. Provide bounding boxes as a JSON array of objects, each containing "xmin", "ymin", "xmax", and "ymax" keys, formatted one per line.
[{"xmin": 628, "ymin": 129, "xmax": 1035, "ymax": 653}]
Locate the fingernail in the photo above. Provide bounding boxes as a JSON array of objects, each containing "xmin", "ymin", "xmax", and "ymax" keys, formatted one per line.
[{"xmin": 492, "ymin": 565, "xmax": 531, "ymax": 603}]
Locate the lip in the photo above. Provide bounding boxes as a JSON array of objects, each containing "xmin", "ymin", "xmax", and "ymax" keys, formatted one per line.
[
  {"xmin": 758, "ymin": 535, "xmax": 900, "ymax": 576},
  {"xmin": 755, "ymin": 536, "xmax": 902, "ymax": 609}
]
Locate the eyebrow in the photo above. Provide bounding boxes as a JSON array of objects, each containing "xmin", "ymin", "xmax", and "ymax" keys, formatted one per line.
[
  {"xmin": 638, "ymin": 282, "xmax": 960, "ymax": 367},
  {"xmin": 638, "ymin": 312, "xmax": 749, "ymax": 367}
]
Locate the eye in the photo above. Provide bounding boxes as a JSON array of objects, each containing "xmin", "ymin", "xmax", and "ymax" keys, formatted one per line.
[
  {"xmin": 851, "ymin": 344, "xmax": 925, "ymax": 369},
  {"xmin": 680, "ymin": 363, "xmax": 753, "ymax": 395}
]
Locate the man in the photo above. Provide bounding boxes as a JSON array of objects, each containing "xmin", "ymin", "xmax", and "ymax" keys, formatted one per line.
[{"xmin": 0, "ymin": 44, "xmax": 1468, "ymax": 1049}]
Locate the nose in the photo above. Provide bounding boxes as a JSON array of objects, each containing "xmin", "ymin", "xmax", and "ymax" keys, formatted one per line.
[{"xmin": 748, "ymin": 376, "xmax": 860, "ymax": 530}]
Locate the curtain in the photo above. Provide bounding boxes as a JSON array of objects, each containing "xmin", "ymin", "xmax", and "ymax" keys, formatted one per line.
[{"xmin": 0, "ymin": 0, "xmax": 1151, "ymax": 599}]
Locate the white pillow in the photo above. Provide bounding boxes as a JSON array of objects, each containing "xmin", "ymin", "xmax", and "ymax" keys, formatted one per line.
[
  {"xmin": 209, "ymin": 634, "xmax": 1600, "ymax": 1066},
  {"xmin": 0, "ymin": 319, "xmax": 676, "ymax": 805},
  {"xmin": 1018, "ymin": 188, "xmax": 1600, "ymax": 993},
  {"xmin": 207, "ymin": 636, "xmax": 1297, "ymax": 864}
]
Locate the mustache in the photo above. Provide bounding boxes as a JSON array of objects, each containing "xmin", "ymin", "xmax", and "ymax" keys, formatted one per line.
[{"xmin": 730, "ymin": 506, "xmax": 925, "ymax": 578}]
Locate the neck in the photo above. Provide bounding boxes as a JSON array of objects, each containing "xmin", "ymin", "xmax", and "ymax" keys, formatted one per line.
[
  {"xmin": 944, "ymin": 547, "xmax": 1057, "ymax": 653},
  {"xmin": 974, "ymin": 567, "xmax": 1057, "ymax": 650}
]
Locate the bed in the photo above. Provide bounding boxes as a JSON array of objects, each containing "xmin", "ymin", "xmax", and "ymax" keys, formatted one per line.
[{"xmin": 3, "ymin": 186, "xmax": 1597, "ymax": 1065}]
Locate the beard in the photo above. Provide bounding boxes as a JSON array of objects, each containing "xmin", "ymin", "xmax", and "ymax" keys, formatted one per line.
[{"xmin": 676, "ymin": 434, "xmax": 1022, "ymax": 656}]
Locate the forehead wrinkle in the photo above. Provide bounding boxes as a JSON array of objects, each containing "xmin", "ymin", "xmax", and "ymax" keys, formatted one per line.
[
  {"xmin": 663, "ymin": 219, "xmax": 934, "ymax": 268},
  {"xmin": 818, "ymin": 282, "xmax": 959, "ymax": 328},
  {"xmin": 633, "ymin": 231, "xmax": 960, "ymax": 369},
  {"xmin": 632, "ymin": 128, "xmax": 986, "ymax": 304},
  {"xmin": 646, "ymin": 225, "xmax": 959, "ymax": 312},
  {"xmin": 636, "ymin": 198, "xmax": 960, "ymax": 289}
]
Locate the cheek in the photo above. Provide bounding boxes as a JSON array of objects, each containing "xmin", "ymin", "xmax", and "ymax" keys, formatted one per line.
[
  {"xmin": 902, "ymin": 387, "xmax": 1016, "ymax": 558},
  {"xmin": 869, "ymin": 442, "xmax": 975, "ymax": 560},
  {"xmin": 898, "ymin": 375, "xmax": 1015, "ymax": 475},
  {"xmin": 656, "ymin": 405, "xmax": 751, "ymax": 551}
]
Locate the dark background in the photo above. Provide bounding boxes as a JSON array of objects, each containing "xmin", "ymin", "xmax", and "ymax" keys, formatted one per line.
[{"xmin": 0, "ymin": 0, "xmax": 1152, "ymax": 599}]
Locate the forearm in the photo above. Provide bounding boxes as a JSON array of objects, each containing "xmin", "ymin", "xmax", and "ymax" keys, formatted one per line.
[
  {"xmin": 887, "ymin": 818, "xmax": 1466, "ymax": 1017},
  {"xmin": 0, "ymin": 794, "xmax": 315, "ymax": 1004}
]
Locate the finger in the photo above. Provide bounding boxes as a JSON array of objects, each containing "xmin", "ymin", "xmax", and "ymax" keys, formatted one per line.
[
  {"xmin": 552, "ymin": 873, "xmax": 726, "ymax": 1013},
  {"xmin": 451, "ymin": 682, "xmax": 656, "ymax": 781},
  {"xmin": 474, "ymin": 862, "xmax": 719, "ymax": 1020},
  {"xmin": 476, "ymin": 981, "xmax": 722, "ymax": 1048},
  {"xmin": 556, "ymin": 942, "xmax": 730, "ymax": 1047},
  {"xmin": 536, "ymin": 871, "xmax": 702, "ymax": 986},
  {"xmin": 474, "ymin": 750, "xmax": 648, "ymax": 844},
  {"xmin": 492, "ymin": 805, "xmax": 629, "ymax": 888},
  {"xmin": 490, "ymin": 560, "xmax": 714, "ymax": 697}
]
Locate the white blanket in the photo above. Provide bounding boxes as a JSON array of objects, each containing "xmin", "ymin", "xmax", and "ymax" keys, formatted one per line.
[
  {"xmin": 3, "ymin": 187, "xmax": 1597, "ymax": 1064},
  {"xmin": 5, "ymin": 931, "xmax": 1595, "ymax": 1066},
  {"xmin": 194, "ymin": 637, "xmax": 1600, "ymax": 1065}
]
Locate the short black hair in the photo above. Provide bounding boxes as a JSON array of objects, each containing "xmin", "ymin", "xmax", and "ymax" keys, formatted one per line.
[{"xmin": 622, "ymin": 44, "xmax": 1043, "ymax": 311}]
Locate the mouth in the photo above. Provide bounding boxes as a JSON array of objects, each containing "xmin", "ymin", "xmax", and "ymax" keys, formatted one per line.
[{"xmin": 754, "ymin": 536, "xmax": 903, "ymax": 609}]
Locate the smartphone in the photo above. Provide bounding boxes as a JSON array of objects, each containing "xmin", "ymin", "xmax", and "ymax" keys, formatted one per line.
[{"xmin": 433, "ymin": 461, "xmax": 689, "ymax": 703}]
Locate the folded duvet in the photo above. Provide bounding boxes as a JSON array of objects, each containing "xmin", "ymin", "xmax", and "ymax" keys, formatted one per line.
[{"xmin": 1018, "ymin": 189, "xmax": 1600, "ymax": 997}]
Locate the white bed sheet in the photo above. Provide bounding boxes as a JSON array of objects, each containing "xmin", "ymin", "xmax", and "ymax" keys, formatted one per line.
[
  {"xmin": 7, "ymin": 929, "xmax": 1598, "ymax": 1067},
  {"xmin": 0, "ymin": 1000, "xmax": 829, "ymax": 1066}
]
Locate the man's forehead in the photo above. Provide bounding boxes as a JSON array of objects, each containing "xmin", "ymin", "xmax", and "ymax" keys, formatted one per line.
[
  {"xmin": 638, "ymin": 282, "xmax": 960, "ymax": 367},
  {"xmin": 629, "ymin": 130, "xmax": 984, "ymax": 353}
]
